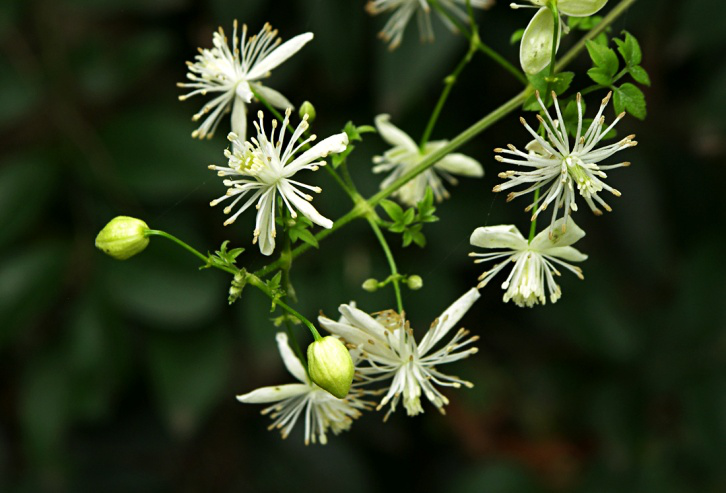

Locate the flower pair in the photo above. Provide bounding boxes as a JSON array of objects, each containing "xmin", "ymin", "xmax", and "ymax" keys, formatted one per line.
[{"xmin": 237, "ymin": 288, "xmax": 481, "ymax": 444}]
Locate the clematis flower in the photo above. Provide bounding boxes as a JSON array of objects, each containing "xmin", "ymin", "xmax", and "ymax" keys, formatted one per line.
[
  {"xmin": 319, "ymin": 288, "xmax": 481, "ymax": 419},
  {"xmin": 493, "ymin": 91, "xmax": 635, "ymax": 232},
  {"xmin": 513, "ymin": 0, "xmax": 608, "ymax": 74},
  {"xmin": 208, "ymin": 109, "xmax": 348, "ymax": 255},
  {"xmin": 366, "ymin": 0, "xmax": 493, "ymax": 50},
  {"xmin": 236, "ymin": 333, "xmax": 371, "ymax": 445},
  {"xmin": 469, "ymin": 218, "xmax": 587, "ymax": 307},
  {"xmin": 372, "ymin": 114, "xmax": 483, "ymax": 207},
  {"xmin": 178, "ymin": 21, "xmax": 313, "ymax": 140}
]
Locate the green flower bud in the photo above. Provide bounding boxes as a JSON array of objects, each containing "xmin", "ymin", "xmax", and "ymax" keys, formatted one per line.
[
  {"xmin": 406, "ymin": 275, "xmax": 423, "ymax": 290},
  {"xmin": 299, "ymin": 101, "xmax": 316, "ymax": 122},
  {"xmin": 95, "ymin": 216, "xmax": 150, "ymax": 260},
  {"xmin": 361, "ymin": 278, "xmax": 379, "ymax": 292},
  {"xmin": 307, "ymin": 336, "xmax": 354, "ymax": 399}
]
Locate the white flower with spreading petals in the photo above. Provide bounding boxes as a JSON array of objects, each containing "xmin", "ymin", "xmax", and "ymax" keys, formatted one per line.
[
  {"xmin": 319, "ymin": 288, "xmax": 480, "ymax": 419},
  {"xmin": 493, "ymin": 91, "xmax": 636, "ymax": 232},
  {"xmin": 469, "ymin": 218, "xmax": 587, "ymax": 307},
  {"xmin": 178, "ymin": 21, "xmax": 313, "ymax": 140},
  {"xmin": 372, "ymin": 114, "xmax": 484, "ymax": 207},
  {"xmin": 236, "ymin": 333, "xmax": 371, "ymax": 445},
  {"xmin": 366, "ymin": 0, "xmax": 493, "ymax": 50},
  {"xmin": 512, "ymin": 0, "xmax": 608, "ymax": 74},
  {"xmin": 208, "ymin": 109, "xmax": 348, "ymax": 255}
]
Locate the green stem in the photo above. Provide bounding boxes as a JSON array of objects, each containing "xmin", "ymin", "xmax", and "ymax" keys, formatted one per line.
[
  {"xmin": 144, "ymin": 229, "xmax": 237, "ymax": 275},
  {"xmin": 420, "ymin": 41, "xmax": 476, "ymax": 150},
  {"xmin": 429, "ymin": 0, "xmax": 528, "ymax": 85},
  {"xmin": 528, "ymin": 187, "xmax": 540, "ymax": 244},
  {"xmin": 366, "ymin": 216, "xmax": 404, "ymax": 313},
  {"xmin": 251, "ymin": 0, "xmax": 637, "ymax": 277}
]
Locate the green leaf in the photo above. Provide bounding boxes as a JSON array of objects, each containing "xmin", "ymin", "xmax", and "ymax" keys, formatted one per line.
[
  {"xmin": 402, "ymin": 208, "xmax": 415, "ymax": 226},
  {"xmin": 587, "ymin": 66, "xmax": 614, "ymax": 86},
  {"xmin": 379, "ymin": 199, "xmax": 404, "ymax": 222},
  {"xmin": 586, "ymin": 40, "xmax": 619, "ymax": 77},
  {"xmin": 292, "ymin": 227, "xmax": 319, "ymax": 249},
  {"xmin": 331, "ymin": 144, "xmax": 355, "ymax": 169},
  {"xmin": 615, "ymin": 31, "xmax": 642, "ymax": 66},
  {"xmin": 550, "ymin": 71, "xmax": 575, "ymax": 95},
  {"xmin": 568, "ymin": 15, "xmax": 602, "ymax": 31},
  {"xmin": 613, "ymin": 83, "xmax": 647, "ymax": 120},
  {"xmin": 629, "ymin": 65, "xmax": 651, "ymax": 86},
  {"xmin": 510, "ymin": 28, "xmax": 524, "ymax": 44}
]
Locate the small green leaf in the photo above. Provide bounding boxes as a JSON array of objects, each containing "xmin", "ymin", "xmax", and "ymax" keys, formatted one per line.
[
  {"xmin": 629, "ymin": 65, "xmax": 651, "ymax": 86},
  {"xmin": 615, "ymin": 31, "xmax": 642, "ymax": 66},
  {"xmin": 587, "ymin": 66, "xmax": 614, "ymax": 86},
  {"xmin": 331, "ymin": 144, "xmax": 355, "ymax": 169},
  {"xmin": 586, "ymin": 40, "xmax": 619, "ymax": 77},
  {"xmin": 613, "ymin": 83, "xmax": 647, "ymax": 120},
  {"xmin": 379, "ymin": 199, "xmax": 404, "ymax": 222},
  {"xmin": 550, "ymin": 71, "xmax": 575, "ymax": 95},
  {"xmin": 510, "ymin": 28, "xmax": 524, "ymax": 44},
  {"xmin": 292, "ymin": 228, "xmax": 319, "ymax": 249},
  {"xmin": 402, "ymin": 208, "xmax": 415, "ymax": 226},
  {"xmin": 568, "ymin": 15, "xmax": 602, "ymax": 31}
]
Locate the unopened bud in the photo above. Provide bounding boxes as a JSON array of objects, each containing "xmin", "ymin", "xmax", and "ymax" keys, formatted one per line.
[
  {"xmin": 406, "ymin": 275, "xmax": 423, "ymax": 290},
  {"xmin": 307, "ymin": 336, "xmax": 354, "ymax": 399},
  {"xmin": 362, "ymin": 278, "xmax": 379, "ymax": 292},
  {"xmin": 299, "ymin": 101, "xmax": 316, "ymax": 122},
  {"xmin": 95, "ymin": 216, "xmax": 150, "ymax": 260}
]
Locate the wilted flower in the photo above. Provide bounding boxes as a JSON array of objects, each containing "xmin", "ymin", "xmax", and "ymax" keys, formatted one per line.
[
  {"xmin": 178, "ymin": 21, "xmax": 313, "ymax": 140},
  {"xmin": 366, "ymin": 0, "xmax": 493, "ymax": 50},
  {"xmin": 319, "ymin": 288, "xmax": 480, "ymax": 418},
  {"xmin": 493, "ymin": 91, "xmax": 635, "ymax": 232},
  {"xmin": 469, "ymin": 218, "xmax": 587, "ymax": 307},
  {"xmin": 208, "ymin": 109, "xmax": 348, "ymax": 255},
  {"xmin": 373, "ymin": 114, "xmax": 483, "ymax": 207},
  {"xmin": 513, "ymin": 0, "xmax": 607, "ymax": 74},
  {"xmin": 236, "ymin": 333, "xmax": 370, "ymax": 445}
]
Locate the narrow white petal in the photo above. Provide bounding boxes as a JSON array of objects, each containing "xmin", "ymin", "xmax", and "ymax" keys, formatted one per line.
[
  {"xmin": 276, "ymin": 332, "xmax": 308, "ymax": 383},
  {"xmin": 278, "ymin": 180, "xmax": 333, "ymax": 229},
  {"xmin": 231, "ymin": 97, "xmax": 247, "ymax": 142},
  {"xmin": 558, "ymin": 0, "xmax": 607, "ymax": 17},
  {"xmin": 419, "ymin": 288, "xmax": 480, "ymax": 355},
  {"xmin": 252, "ymin": 83, "xmax": 294, "ymax": 109},
  {"xmin": 470, "ymin": 225, "xmax": 528, "ymax": 250},
  {"xmin": 530, "ymin": 217, "xmax": 586, "ymax": 250},
  {"xmin": 236, "ymin": 383, "xmax": 309, "ymax": 403},
  {"xmin": 338, "ymin": 304, "xmax": 390, "ymax": 343},
  {"xmin": 545, "ymin": 246, "xmax": 588, "ymax": 262},
  {"xmin": 235, "ymin": 81, "xmax": 254, "ymax": 103},
  {"xmin": 374, "ymin": 114, "xmax": 418, "ymax": 152},
  {"xmin": 286, "ymin": 133, "xmax": 348, "ymax": 174},
  {"xmin": 256, "ymin": 189, "xmax": 277, "ymax": 256},
  {"xmin": 435, "ymin": 153, "xmax": 484, "ymax": 177},
  {"xmin": 247, "ymin": 32, "xmax": 314, "ymax": 80}
]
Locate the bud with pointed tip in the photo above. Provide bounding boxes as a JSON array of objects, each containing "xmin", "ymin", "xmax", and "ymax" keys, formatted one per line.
[
  {"xmin": 307, "ymin": 336, "xmax": 354, "ymax": 399},
  {"xmin": 299, "ymin": 101, "xmax": 316, "ymax": 123},
  {"xmin": 95, "ymin": 216, "xmax": 150, "ymax": 260}
]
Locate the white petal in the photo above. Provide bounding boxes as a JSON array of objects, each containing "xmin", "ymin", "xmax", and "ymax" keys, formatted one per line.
[
  {"xmin": 520, "ymin": 7, "xmax": 561, "ymax": 75},
  {"xmin": 545, "ymin": 246, "xmax": 588, "ymax": 262},
  {"xmin": 435, "ymin": 153, "xmax": 484, "ymax": 177},
  {"xmin": 418, "ymin": 288, "xmax": 480, "ymax": 355},
  {"xmin": 235, "ymin": 81, "xmax": 254, "ymax": 103},
  {"xmin": 470, "ymin": 225, "xmax": 528, "ymax": 250},
  {"xmin": 286, "ymin": 132, "xmax": 348, "ymax": 174},
  {"xmin": 374, "ymin": 114, "xmax": 418, "ymax": 152},
  {"xmin": 256, "ymin": 189, "xmax": 276, "ymax": 256},
  {"xmin": 231, "ymin": 97, "xmax": 247, "ymax": 142},
  {"xmin": 531, "ymin": 217, "xmax": 586, "ymax": 250},
  {"xmin": 278, "ymin": 180, "xmax": 333, "ymax": 229},
  {"xmin": 558, "ymin": 0, "xmax": 607, "ymax": 17},
  {"xmin": 236, "ymin": 383, "xmax": 309, "ymax": 403},
  {"xmin": 318, "ymin": 316, "xmax": 392, "ymax": 360},
  {"xmin": 338, "ymin": 304, "xmax": 389, "ymax": 343},
  {"xmin": 252, "ymin": 83, "xmax": 294, "ymax": 109},
  {"xmin": 246, "ymin": 32, "xmax": 314, "ymax": 80},
  {"xmin": 276, "ymin": 332, "xmax": 308, "ymax": 383}
]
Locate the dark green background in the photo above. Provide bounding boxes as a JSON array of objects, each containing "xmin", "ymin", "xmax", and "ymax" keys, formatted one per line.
[{"xmin": 1, "ymin": 0, "xmax": 725, "ymax": 491}]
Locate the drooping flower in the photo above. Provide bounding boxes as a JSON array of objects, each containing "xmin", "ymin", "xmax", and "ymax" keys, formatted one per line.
[
  {"xmin": 372, "ymin": 114, "xmax": 484, "ymax": 207},
  {"xmin": 236, "ymin": 333, "xmax": 371, "ymax": 445},
  {"xmin": 366, "ymin": 0, "xmax": 493, "ymax": 50},
  {"xmin": 319, "ymin": 288, "xmax": 481, "ymax": 418},
  {"xmin": 178, "ymin": 21, "xmax": 313, "ymax": 140},
  {"xmin": 208, "ymin": 109, "xmax": 348, "ymax": 255},
  {"xmin": 493, "ymin": 91, "xmax": 636, "ymax": 232},
  {"xmin": 469, "ymin": 218, "xmax": 587, "ymax": 307},
  {"xmin": 513, "ymin": 0, "xmax": 608, "ymax": 74}
]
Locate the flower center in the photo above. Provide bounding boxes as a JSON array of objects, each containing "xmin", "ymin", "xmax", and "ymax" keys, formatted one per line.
[{"xmin": 564, "ymin": 155, "xmax": 602, "ymax": 197}]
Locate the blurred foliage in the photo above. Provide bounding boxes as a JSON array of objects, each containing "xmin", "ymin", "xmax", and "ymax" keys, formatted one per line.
[{"xmin": 1, "ymin": 0, "xmax": 726, "ymax": 492}]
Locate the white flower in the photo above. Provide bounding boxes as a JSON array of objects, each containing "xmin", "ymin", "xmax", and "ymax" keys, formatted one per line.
[
  {"xmin": 366, "ymin": 0, "xmax": 493, "ymax": 50},
  {"xmin": 208, "ymin": 109, "xmax": 348, "ymax": 255},
  {"xmin": 178, "ymin": 21, "xmax": 313, "ymax": 140},
  {"xmin": 469, "ymin": 218, "xmax": 587, "ymax": 307},
  {"xmin": 319, "ymin": 288, "xmax": 481, "ymax": 419},
  {"xmin": 512, "ymin": 0, "xmax": 607, "ymax": 74},
  {"xmin": 236, "ymin": 333, "xmax": 371, "ymax": 445},
  {"xmin": 372, "ymin": 114, "xmax": 483, "ymax": 207},
  {"xmin": 493, "ymin": 91, "xmax": 636, "ymax": 232}
]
